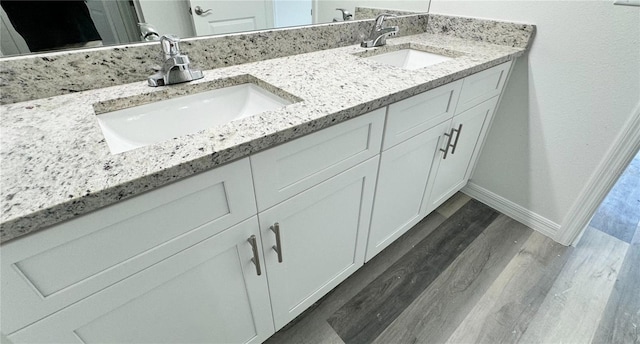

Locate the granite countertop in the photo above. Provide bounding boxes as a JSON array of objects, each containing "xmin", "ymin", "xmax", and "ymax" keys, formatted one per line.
[{"xmin": 0, "ymin": 32, "xmax": 526, "ymax": 243}]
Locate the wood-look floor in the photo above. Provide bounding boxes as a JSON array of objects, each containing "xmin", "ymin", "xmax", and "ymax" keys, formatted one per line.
[{"xmin": 265, "ymin": 156, "xmax": 640, "ymax": 344}]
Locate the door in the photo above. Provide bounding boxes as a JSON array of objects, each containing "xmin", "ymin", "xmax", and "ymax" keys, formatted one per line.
[
  {"xmin": 425, "ymin": 97, "xmax": 499, "ymax": 212},
  {"xmin": 366, "ymin": 120, "xmax": 451, "ymax": 261},
  {"xmin": 8, "ymin": 218, "xmax": 274, "ymax": 344},
  {"xmin": 259, "ymin": 157, "xmax": 378, "ymax": 330},
  {"xmin": 189, "ymin": 0, "xmax": 274, "ymax": 36}
]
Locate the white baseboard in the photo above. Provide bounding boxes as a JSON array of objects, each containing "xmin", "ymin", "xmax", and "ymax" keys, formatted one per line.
[{"xmin": 462, "ymin": 182, "xmax": 560, "ymax": 240}]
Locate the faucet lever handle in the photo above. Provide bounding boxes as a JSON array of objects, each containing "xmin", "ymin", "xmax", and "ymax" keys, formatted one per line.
[
  {"xmin": 374, "ymin": 13, "xmax": 397, "ymax": 27},
  {"xmin": 160, "ymin": 34, "xmax": 181, "ymax": 59}
]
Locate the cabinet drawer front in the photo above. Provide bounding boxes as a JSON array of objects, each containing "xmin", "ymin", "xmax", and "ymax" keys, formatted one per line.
[
  {"xmin": 384, "ymin": 79, "xmax": 462, "ymax": 150},
  {"xmin": 251, "ymin": 108, "xmax": 385, "ymax": 211},
  {"xmin": 456, "ymin": 61, "xmax": 512, "ymax": 114},
  {"xmin": 259, "ymin": 157, "xmax": 378, "ymax": 329},
  {"xmin": 8, "ymin": 217, "xmax": 274, "ymax": 344},
  {"xmin": 1, "ymin": 158, "xmax": 256, "ymax": 334}
]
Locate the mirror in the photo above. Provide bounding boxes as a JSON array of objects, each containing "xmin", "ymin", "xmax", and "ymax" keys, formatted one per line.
[{"xmin": 0, "ymin": 0, "xmax": 429, "ymax": 57}]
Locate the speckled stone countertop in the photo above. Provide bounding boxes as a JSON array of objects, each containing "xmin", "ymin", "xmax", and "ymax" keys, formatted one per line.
[{"xmin": 0, "ymin": 24, "xmax": 534, "ymax": 243}]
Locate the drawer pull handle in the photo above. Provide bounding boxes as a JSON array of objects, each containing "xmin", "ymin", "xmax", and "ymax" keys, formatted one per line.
[
  {"xmin": 440, "ymin": 129, "xmax": 454, "ymax": 159},
  {"xmin": 248, "ymin": 235, "xmax": 262, "ymax": 276},
  {"xmin": 271, "ymin": 222, "xmax": 283, "ymax": 263},
  {"xmin": 450, "ymin": 124, "xmax": 463, "ymax": 155}
]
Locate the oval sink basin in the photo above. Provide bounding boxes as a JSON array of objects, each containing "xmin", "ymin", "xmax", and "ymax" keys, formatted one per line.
[
  {"xmin": 366, "ymin": 49, "xmax": 453, "ymax": 70},
  {"xmin": 97, "ymin": 83, "xmax": 293, "ymax": 154}
]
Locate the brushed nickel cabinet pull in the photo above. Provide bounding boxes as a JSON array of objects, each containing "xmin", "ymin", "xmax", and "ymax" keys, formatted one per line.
[
  {"xmin": 247, "ymin": 235, "xmax": 262, "ymax": 276},
  {"xmin": 271, "ymin": 222, "xmax": 283, "ymax": 263},
  {"xmin": 439, "ymin": 129, "xmax": 454, "ymax": 159},
  {"xmin": 450, "ymin": 124, "xmax": 463, "ymax": 155}
]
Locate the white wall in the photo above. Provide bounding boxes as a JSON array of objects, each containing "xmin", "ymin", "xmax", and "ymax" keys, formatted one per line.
[
  {"xmin": 430, "ymin": 1, "xmax": 640, "ymax": 240},
  {"xmin": 274, "ymin": 0, "xmax": 312, "ymax": 27}
]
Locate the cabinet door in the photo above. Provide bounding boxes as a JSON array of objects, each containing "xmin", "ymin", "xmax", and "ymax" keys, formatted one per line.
[
  {"xmin": 8, "ymin": 218, "xmax": 274, "ymax": 344},
  {"xmin": 259, "ymin": 157, "xmax": 378, "ymax": 329},
  {"xmin": 425, "ymin": 97, "xmax": 499, "ymax": 212},
  {"xmin": 366, "ymin": 120, "xmax": 451, "ymax": 261}
]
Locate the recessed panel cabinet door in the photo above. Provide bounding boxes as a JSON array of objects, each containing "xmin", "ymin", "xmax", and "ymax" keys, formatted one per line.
[
  {"xmin": 366, "ymin": 120, "xmax": 451, "ymax": 261},
  {"xmin": 8, "ymin": 218, "xmax": 274, "ymax": 344},
  {"xmin": 259, "ymin": 157, "xmax": 379, "ymax": 330},
  {"xmin": 426, "ymin": 97, "xmax": 499, "ymax": 211}
]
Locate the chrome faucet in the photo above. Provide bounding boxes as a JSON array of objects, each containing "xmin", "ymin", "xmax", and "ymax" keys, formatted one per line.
[
  {"xmin": 334, "ymin": 8, "xmax": 353, "ymax": 21},
  {"xmin": 148, "ymin": 35, "xmax": 204, "ymax": 87},
  {"xmin": 361, "ymin": 13, "xmax": 399, "ymax": 48}
]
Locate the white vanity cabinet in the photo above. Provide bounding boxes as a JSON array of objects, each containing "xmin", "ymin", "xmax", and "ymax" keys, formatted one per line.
[
  {"xmin": 366, "ymin": 61, "xmax": 512, "ymax": 261},
  {"xmin": 366, "ymin": 80, "xmax": 462, "ymax": 261},
  {"xmin": 1, "ymin": 60, "xmax": 514, "ymax": 343},
  {"xmin": 425, "ymin": 62, "xmax": 512, "ymax": 211}
]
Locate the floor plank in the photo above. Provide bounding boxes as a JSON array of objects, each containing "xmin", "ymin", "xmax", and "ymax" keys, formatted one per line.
[
  {"xmin": 264, "ymin": 212, "xmax": 447, "ymax": 344},
  {"xmin": 518, "ymin": 227, "xmax": 628, "ymax": 344},
  {"xmin": 372, "ymin": 215, "xmax": 532, "ymax": 344},
  {"xmin": 445, "ymin": 231, "xmax": 570, "ymax": 344},
  {"xmin": 592, "ymin": 223, "xmax": 640, "ymax": 344},
  {"xmin": 436, "ymin": 191, "xmax": 471, "ymax": 218},
  {"xmin": 328, "ymin": 199, "xmax": 499, "ymax": 344}
]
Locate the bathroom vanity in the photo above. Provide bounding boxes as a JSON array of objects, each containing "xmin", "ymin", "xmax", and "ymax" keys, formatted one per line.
[{"xmin": 0, "ymin": 13, "xmax": 534, "ymax": 343}]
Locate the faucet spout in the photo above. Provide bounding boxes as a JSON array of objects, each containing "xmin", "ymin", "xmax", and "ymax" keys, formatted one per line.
[
  {"xmin": 370, "ymin": 26, "xmax": 399, "ymax": 47},
  {"xmin": 361, "ymin": 14, "xmax": 399, "ymax": 48}
]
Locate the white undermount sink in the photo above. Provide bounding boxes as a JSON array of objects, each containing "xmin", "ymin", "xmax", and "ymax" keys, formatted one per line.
[
  {"xmin": 364, "ymin": 48, "xmax": 454, "ymax": 70},
  {"xmin": 97, "ymin": 83, "xmax": 293, "ymax": 154}
]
